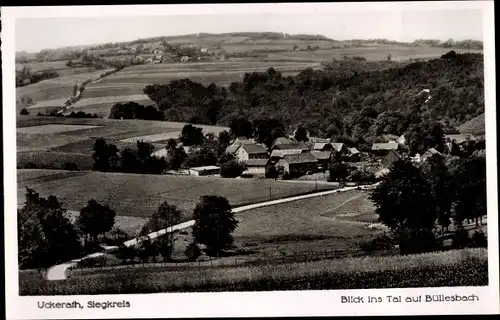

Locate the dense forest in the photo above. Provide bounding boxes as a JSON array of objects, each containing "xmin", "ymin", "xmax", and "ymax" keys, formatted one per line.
[{"xmin": 142, "ymin": 52, "xmax": 484, "ymax": 147}]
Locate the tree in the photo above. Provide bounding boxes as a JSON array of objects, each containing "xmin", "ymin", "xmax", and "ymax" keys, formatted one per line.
[
  {"xmin": 140, "ymin": 201, "xmax": 182, "ymax": 261},
  {"xmin": 370, "ymin": 159, "xmax": 437, "ymax": 254},
  {"xmin": 185, "ymin": 242, "xmax": 202, "ymax": 261},
  {"xmin": 115, "ymin": 244, "xmax": 137, "ymax": 264},
  {"xmin": 166, "ymin": 138, "xmax": 178, "ymax": 153},
  {"xmin": 20, "ymin": 108, "xmax": 30, "ymax": 115},
  {"xmin": 254, "ymin": 119, "xmax": 286, "ymax": 148},
  {"xmin": 18, "ymin": 189, "xmax": 81, "ymax": 272},
  {"xmin": 423, "ymin": 154, "xmax": 454, "ymax": 233},
  {"xmin": 218, "ymin": 131, "xmax": 232, "ymax": 149},
  {"xmin": 92, "ymin": 138, "xmax": 119, "ymax": 172},
  {"xmin": 294, "ymin": 125, "xmax": 309, "ymax": 142},
  {"xmin": 168, "ymin": 146, "xmax": 187, "ymax": 170},
  {"xmin": 452, "ymin": 154, "xmax": 486, "ymax": 226},
  {"xmin": 119, "ymin": 148, "xmax": 141, "ymax": 173},
  {"xmin": 229, "ymin": 118, "xmax": 253, "ymax": 138},
  {"xmin": 76, "ymin": 199, "xmax": 116, "ymax": 244},
  {"xmin": 180, "ymin": 124, "xmax": 204, "ymax": 146},
  {"xmin": 328, "ymin": 162, "xmax": 352, "ymax": 182},
  {"xmin": 192, "ymin": 196, "xmax": 238, "ymax": 255},
  {"xmin": 220, "ymin": 160, "xmax": 246, "ymax": 178}
]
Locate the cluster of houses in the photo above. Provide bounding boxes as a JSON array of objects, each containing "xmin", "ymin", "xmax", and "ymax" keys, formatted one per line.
[{"xmin": 151, "ymin": 130, "xmax": 480, "ymax": 178}]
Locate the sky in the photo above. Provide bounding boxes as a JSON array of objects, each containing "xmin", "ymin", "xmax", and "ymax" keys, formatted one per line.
[{"xmin": 15, "ymin": 8, "xmax": 483, "ymax": 53}]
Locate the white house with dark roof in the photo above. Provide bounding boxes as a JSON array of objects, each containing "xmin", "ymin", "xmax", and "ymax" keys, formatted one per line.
[
  {"xmin": 244, "ymin": 158, "xmax": 271, "ymax": 176},
  {"xmin": 234, "ymin": 143, "xmax": 269, "ymax": 161},
  {"xmin": 331, "ymin": 143, "xmax": 346, "ymax": 153}
]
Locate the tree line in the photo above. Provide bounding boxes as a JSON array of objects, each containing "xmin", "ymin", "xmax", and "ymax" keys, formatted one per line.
[
  {"xmin": 137, "ymin": 52, "xmax": 483, "ymax": 148},
  {"xmin": 370, "ymin": 151, "xmax": 486, "ymax": 255},
  {"xmin": 18, "ymin": 187, "xmax": 238, "ymax": 271},
  {"xmin": 16, "ymin": 66, "xmax": 59, "ymax": 87},
  {"xmin": 91, "ymin": 125, "xmax": 246, "ymax": 177}
]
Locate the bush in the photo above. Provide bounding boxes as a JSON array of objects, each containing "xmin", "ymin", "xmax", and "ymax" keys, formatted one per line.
[
  {"xmin": 185, "ymin": 242, "xmax": 202, "ymax": 261},
  {"xmin": 398, "ymin": 229, "xmax": 440, "ymax": 254},
  {"xmin": 360, "ymin": 233, "xmax": 394, "ymax": 253},
  {"xmin": 220, "ymin": 160, "xmax": 246, "ymax": 178},
  {"xmin": 452, "ymin": 227, "xmax": 470, "ymax": 249},
  {"xmin": 20, "ymin": 108, "xmax": 30, "ymax": 115},
  {"xmin": 470, "ymin": 230, "xmax": 487, "ymax": 248},
  {"xmin": 63, "ymin": 162, "xmax": 79, "ymax": 171}
]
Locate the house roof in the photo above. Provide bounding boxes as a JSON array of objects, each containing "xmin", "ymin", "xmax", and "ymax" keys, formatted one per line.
[
  {"xmin": 445, "ymin": 134, "xmax": 476, "ymax": 144},
  {"xmin": 241, "ymin": 144, "xmax": 268, "ymax": 154},
  {"xmin": 282, "ymin": 153, "xmax": 318, "ymax": 164},
  {"xmin": 244, "ymin": 159, "xmax": 270, "ymax": 167},
  {"xmin": 273, "ymin": 137, "xmax": 294, "ymax": 145},
  {"xmin": 384, "ymin": 150, "xmax": 402, "ymax": 159},
  {"xmin": 424, "ymin": 148, "xmax": 443, "ymax": 157},
  {"xmin": 273, "ymin": 142, "xmax": 309, "ymax": 150},
  {"xmin": 151, "ymin": 148, "xmax": 169, "ymax": 158},
  {"xmin": 225, "ymin": 145, "xmax": 240, "ymax": 154},
  {"xmin": 313, "ymin": 142, "xmax": 331, "ymax": 150},
  {"xmin": 311, "ymin": 151, "xmax": 332, "ymax": 160},
  {"xmin": 271, "ymin": 149, "xmax": 304, "ymax": 158},
  {"xmin": 348, "ymin": 147, "xmax": 360, "ymax": 155},
  {"xmin": 190, "ymin": 165, "xmax": 220, "ymax": 171},
  {"xmin": 331, "ymin": 143, "xmax": 345, "ymax": 151},
  {"xmin": 371, "ymin": 142, "xmax": 399, "ymax": 151}
]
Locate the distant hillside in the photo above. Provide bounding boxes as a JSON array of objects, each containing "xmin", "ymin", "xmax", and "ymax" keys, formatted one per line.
[
  {"xmin": 16, "ymin": 32, "xmax": 483, "ymax": 62},
  {"xmin": 458, "ymin": 113, "xmax": 485, "ymax": 135},
  {"xmin": 142, "ymin": 52, "xmax": 484, "ymax": 147}
]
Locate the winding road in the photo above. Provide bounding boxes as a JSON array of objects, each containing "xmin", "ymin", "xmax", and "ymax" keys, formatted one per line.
[{"xmin": 46, "ymin": 182, "xmax": 379, "ymax": 280}]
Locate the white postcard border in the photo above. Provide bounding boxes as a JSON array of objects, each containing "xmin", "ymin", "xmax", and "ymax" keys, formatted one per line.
[{"xmin": 3, "ymin": 2, "xmax": 499, "ymax": 319}]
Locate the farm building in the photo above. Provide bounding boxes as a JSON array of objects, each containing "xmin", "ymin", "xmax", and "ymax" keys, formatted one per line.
[
  {"xmin": 276, "ymin": 153, "xmax": 318, "ymax": 177},
  {"xmin": 271, "ymin": 137, "xmax": 295, "ymax": 149},
  {"xmin": 331, "ymin": 143, "xmax": 347, "ymax": 154},
  {"xmin": 311, "ymin": 151, "xmax": 332, "ymax": 169},
  {"xmin": 189, "ymin": 165, "xmax": 220, "ymax": 176},
  {"xmin": 181, "ymin": 56, "xmax": 191, "ymax": 63},
  {"xmin": 243, "ymin": 159, "xmax": 271, "ymax": 176},
  {"xmin": 313, "ymin": 142, "xmax": 333, "ymax": 152},
  {"xmin": 444, "ymin": 134, "xmax": 476, "ymax": 151},
  {"xmin": 420, "ymin": 148, "xmax": 444, "ymax": 163},
  {"xmin": 346, "ymin": 147, "xmax": 361, "ymax": 162},
  {"xmin": 271, "ymin": 142, "xmax": 309, "ymax": 151},
  {"xmin": 270, "ymin": 149, "xmax": 304, "ymax": 161},
  {"xmin": 371, "ymin": 142, "xmax": 399, "ymax": 156},
  {"xmin": 200, "ymin": 47, "xmax": 208, "ymax": 53},
  {"xmin": 382, "ymin": 150, "xmax": 402, "ymax": 168},
  {"xmin": 225, "ymin": 137, "xmax": 255, "ymax": 154},
  {"xmin": 234, "ymin": 144, "xmax": 269, "ymax": 161}
]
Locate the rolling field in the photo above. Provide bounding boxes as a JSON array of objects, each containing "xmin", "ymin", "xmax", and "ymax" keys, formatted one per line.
[
  {"xmin": 17, "ymin": 169, "xmax": 340, "ymax": 219},
  {"xmin": 233, "ymin": 190, "xmax": 382, "ymax": 258}
]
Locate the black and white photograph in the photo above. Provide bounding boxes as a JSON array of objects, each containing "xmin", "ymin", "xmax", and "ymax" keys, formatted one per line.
[{"xmin": 3, "ymin": 1, "xmax": 499, "ymax": 318}]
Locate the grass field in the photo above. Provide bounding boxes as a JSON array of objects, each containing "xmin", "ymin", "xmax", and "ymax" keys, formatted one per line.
[
  {"xmin": 233, "ymin": 190, "xmax": 381, "ymax": 258},
  {"xmin": 17, "ymin": 151, "xmax": 94, "ymax": 170},
  {"xmin": 17, "ymin": 169, "xmax": 340, "ymax": 219},
  {"xmin": 458, "ymin": 113, "xmax": 485, "ymax": 135},
  {"xmin": 19, "ymin": 248, "xmax": 487, "ymax": 295}
]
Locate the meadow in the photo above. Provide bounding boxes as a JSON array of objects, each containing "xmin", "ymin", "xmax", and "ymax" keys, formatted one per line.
[
  {"xmin": 19, "ymin": 248, "xmax": 487, "ymax": 295},
  {"xmin": 16, "ymin": 169, "xmax": 340, "ymax": 219}
]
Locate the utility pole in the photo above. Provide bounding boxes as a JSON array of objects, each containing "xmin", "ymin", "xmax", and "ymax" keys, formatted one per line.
[{"xmin": 269, "ymin": 186, "xmax": 272, "ymax": 201}]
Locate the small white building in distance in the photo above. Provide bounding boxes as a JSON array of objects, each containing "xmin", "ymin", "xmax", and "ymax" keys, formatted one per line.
[{"xmin": 189, "ymin": 165, "xmax": 220, "ymax": 176}]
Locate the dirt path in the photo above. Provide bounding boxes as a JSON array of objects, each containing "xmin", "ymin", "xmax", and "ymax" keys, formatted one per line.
[{"xmin": 45, "ymin": 183, "xmax": 379, "ymax": 280}]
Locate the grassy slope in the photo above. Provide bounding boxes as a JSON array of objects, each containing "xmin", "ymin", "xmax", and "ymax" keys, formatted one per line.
[
  {"xmin": 19, "ymin": 248, "xmax": 487, "ymax": 295},
  {"xmin": 457, "ymin": 113, "xmax": 485, "ymax": 135},
  {"xmin": 16, "ymin": 169, "xmax": 339, "ymax": 218}
]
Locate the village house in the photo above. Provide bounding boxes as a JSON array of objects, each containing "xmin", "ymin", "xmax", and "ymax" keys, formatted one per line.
[
  {"xmin": 420, "ymin": 148, "xmax": 444, "ymax": 163},
  {"xmin": 382, "ymin": 150, "xmax": 403, "ymax": 168},
  {"xmin": 311, "ymin": 151, "xmax": 332, "ymax": 169},
  {"xmin": 234, "ymin": 143, "xmax": 269, "ymax": 161},
  {"xmin": 225, "ymin": 137, "xmax": 255, "ymax": 154},
  {"xmin": 189, "ymin": 165, "xmax": 220, "ymax": 176},
  {"xmin": 181, "ymin": 56, "xmax": 191, "ymax": 63},
  {"xmin": 270, "ymin": 149, "xmax": 304, "ymax": 161},
  {"xmin": 276, "ymin": 153, "xmax": 318, "ymax": 177},
  {"xmin": 371, "ymin": 141, "xmax": 399, "ymax": 156},
  {"xmin": 243, "ymin": 159, "xmax": 271, "ymax": 176},
  {"xmin": 270, "ymin": 137, "xmax": 295, "ymax": 149},
  {"xmin": 200, "ymin": 47, "xmax": 208, "ymax": 53},
  {"xmin": 444, "ymin": 134, "xmax": 476, "ymax": 151},
  {"xmin": 271, "ymin": 142, "xmax": 309, "ymax": 152},
  {"xmin": 345, "ymin": 147, "xmax": 361, "ymax": 162},
  {"xmin": 150, "ymin": 148, "xmax": 169, "ymax": 159},
  {"xmin": 331, "ymin": 142, "xmax": 347, "ymax": 154},
  {"xmin": 312, "ymin": 142, "xmax": 333, "ymax": 152},
  {"xmin": 397, "ymin": 134, "xmax": 406, "ymax": 147}
]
